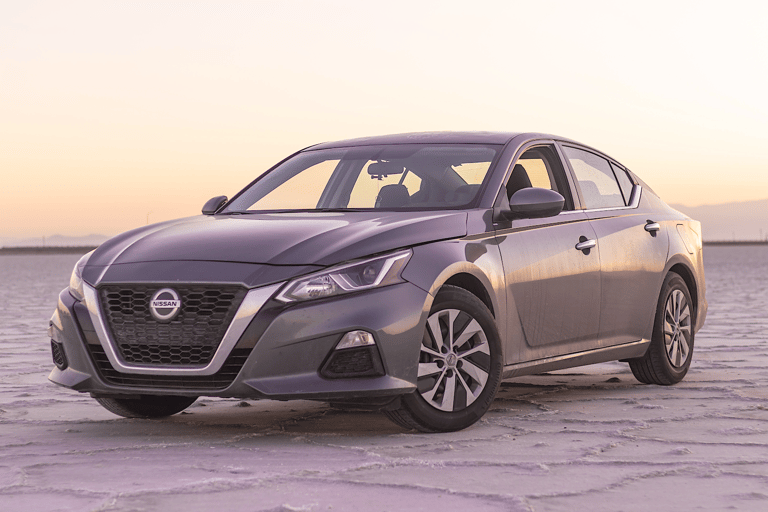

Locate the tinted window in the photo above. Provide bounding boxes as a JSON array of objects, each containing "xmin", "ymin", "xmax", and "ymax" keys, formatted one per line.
[
  {"xmin": 610, "ymin": 162, "xmax": 635, "ymax": 205},
  {"xmin": 250, "ymin": 159, "xmax": 339, "ymax": 211},
  {"xmin": 563, "ymin": 146, "xmax": 624, "ymax": 209},
  {"xmin": 506, "ymin": 146, "xmax": 573, "ymax": 210},
  {"xmin": 225, "ymin": 144, "xmax": 501, "ymax": 212},
  {"xmin": 348, "ymin": 163, "xmax": 422, "ymax": 208},
  {"xmin": 516, "ymin": 155, "xmax": 552, "ymax": 189}
]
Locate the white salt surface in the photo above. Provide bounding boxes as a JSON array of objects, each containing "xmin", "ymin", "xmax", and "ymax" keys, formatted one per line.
[{"xmin": 1, "ymin": 247, "xmax": 767, "ymax": 511}]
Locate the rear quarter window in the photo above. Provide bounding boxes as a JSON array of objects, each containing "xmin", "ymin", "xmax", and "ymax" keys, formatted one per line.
[{"xmin": 610, "ymin": 162, "xmax": 635, "ymax": 205}]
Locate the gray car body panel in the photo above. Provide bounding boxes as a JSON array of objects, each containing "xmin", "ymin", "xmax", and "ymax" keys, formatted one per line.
[
  {"xmin": 49, "ymin": 131, "xmax": 707, "ymax": 400},
  {"xmin": 495, "ymin": 211, "xmax": 603, "ymax": 364}
]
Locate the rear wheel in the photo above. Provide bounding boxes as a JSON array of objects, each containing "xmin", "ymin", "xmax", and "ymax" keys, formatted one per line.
[
  {"xmin": 95, "ymin": 395, "xmax": 198, "ymax": 418},
  {"xmin": 629, "ymin": 272, "xmax": 694, "ymax": 385},
  {"xmin": 385, "ymin": 285, "xmax": 502, "ymax": 432}
]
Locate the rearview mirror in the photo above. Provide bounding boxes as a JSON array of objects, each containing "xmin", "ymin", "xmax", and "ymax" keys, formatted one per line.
[
  {"xmin": 368, "ymin": 162, "xmax": 404, "ymax": 180},
  {"xmin": 202, "ymin": 195, "xmax": 228, "ymax": 215},
  {"xmin": 506, "ymin": 188, "xmax": 564, "ymax": 219}
]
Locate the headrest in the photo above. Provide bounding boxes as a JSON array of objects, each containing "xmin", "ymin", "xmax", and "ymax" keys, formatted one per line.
[
  {"xmin": 506, "ymin": 164, "xmax": 533, "ymax": 198},
  {"xmin": 375, "ymin": 184, "xmax": 410, "ymax": 208},
  {"xmin": 579, "ymin": 181, "xmax": 601, "ymax": 206}
]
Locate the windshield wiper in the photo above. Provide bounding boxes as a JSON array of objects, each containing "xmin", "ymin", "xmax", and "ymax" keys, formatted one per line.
[{"xmin": 314, "ymin": 208, "xmax": 368, "ymax": 212}]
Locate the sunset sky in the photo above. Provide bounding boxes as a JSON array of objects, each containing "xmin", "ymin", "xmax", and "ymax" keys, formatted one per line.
[{"xmin": 2, "ymin": 0, "xmax": 767, "ymax": 238}]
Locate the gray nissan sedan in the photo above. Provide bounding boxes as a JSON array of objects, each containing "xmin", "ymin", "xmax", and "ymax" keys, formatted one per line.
[{"xmin": 49, "ymin": 132, "xmax": 707, "ymax": 432}]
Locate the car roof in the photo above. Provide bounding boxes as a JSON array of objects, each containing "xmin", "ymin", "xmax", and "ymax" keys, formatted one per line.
[
  {"xmin": 307, "ymin": 131, "xmax": 624, "ymax": 170},
  {"xmin": 308, "ymin": 131, "xmax": 527, "ymax": 150}
]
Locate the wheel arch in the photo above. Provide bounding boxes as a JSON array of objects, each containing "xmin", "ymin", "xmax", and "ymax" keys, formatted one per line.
[
  {"xmin": 400, "ymin": 239, "xmax": 507, "ymax": 351},
  {"xmin": 442, "ymin": 272, "xmax": 496, "ymax": 318},
  {"xmin": 668, "ymin": 262, "xmax": 699, "ymax": 322}
]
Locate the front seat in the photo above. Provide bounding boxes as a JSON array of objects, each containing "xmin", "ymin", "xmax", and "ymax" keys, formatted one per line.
[
  {"xmin": 375, "ymin": 184, "xmax": 410, "ymax": 208},
  {"xmin": 506, "ymin": 164, "xmax": 532, "ymax": 198}
]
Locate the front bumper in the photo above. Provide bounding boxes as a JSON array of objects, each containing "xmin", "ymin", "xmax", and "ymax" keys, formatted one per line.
[{"xmin": 48, "ymin": 281, "xmax": 430, "ymax": 401}]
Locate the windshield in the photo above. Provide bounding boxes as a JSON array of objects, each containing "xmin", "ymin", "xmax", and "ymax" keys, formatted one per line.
[{"xmin": 223, "ymin": 144, "xmax": 501, "ymax": 213}]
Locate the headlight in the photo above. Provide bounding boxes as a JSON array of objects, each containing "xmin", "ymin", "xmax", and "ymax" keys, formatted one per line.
[
  {"xmin": 276, "ymin": 249, "xmax": 412, "ymax": 303},
  {"xmin": 68, "ymin": 250, "xmax": 94, "ymax": 301}
]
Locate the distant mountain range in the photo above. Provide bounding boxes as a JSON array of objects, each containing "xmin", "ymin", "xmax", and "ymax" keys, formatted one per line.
[
  {"xmin": 0, "ymin": 234, "xmax": 111, "ymax": 248},
  {"xmin": 670, "ymin": 198, "xmax": 768, "ymax": 242}
]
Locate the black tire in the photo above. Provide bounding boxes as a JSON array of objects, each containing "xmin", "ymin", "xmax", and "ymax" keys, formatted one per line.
[
  {"xmin": 95, "ymin": 395, "xmax": 198, "ymax": 418},
  {"xmin": 385, "ymin": 285, "xmax": 502, "ymax": 432},
  {"xmin": 629, "ymin": 272, "xmax": 695, "ymax": 385}
]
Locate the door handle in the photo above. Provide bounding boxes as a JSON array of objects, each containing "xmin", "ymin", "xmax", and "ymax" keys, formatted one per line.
[
  {"xmin": 645, "ymin": 221, "xmax": 661, "ymax": 233},
  {"xmin": 575, "ymin": 239, "xmax": 596, "ymax": 251}
]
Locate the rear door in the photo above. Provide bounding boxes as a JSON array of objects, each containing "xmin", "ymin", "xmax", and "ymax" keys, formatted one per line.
[{"xmin": 560, "ymin": 144, "xmax": 669, "ymax": 346}]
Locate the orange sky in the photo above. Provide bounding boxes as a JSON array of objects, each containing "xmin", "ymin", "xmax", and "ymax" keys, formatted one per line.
[{"xmin": 2, "ymin": 0, "xmax": 767, "ymax": 238}]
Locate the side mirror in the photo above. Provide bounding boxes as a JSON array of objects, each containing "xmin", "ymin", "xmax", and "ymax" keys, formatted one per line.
[
  {"xmin": 202, "ymin": 195, "xmax": 228, "ymax": 215},
  {"xmin": 505, "ymin": 188, "xmax": 564, "ymax": 219}
]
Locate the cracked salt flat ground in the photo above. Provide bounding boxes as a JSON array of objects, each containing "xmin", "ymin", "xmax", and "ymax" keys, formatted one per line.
[{"xmin": 1, "ymin": 247, "xmax": 767, "ymax": 512}]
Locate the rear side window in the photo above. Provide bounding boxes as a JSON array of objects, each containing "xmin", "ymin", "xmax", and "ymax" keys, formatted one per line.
[
  {"xmin": 563, "ymin": 146, "xmax": 624, "ymax": 209},
  {"xmin": 611, "ymin": 162, "xmax": 635, "ymax": 205}
]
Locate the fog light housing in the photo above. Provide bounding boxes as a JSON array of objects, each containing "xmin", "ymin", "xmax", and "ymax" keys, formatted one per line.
[
  {"xmin": 51, "ymin": 340, "xmax": 68, "ymax": 370},
  {"xmin": 320, "ymin": 331, "xmax": 384, "ymax": 379},
  {"xmin": 336, "ymin": 330, "xmax": 375, "ymax": 350}
]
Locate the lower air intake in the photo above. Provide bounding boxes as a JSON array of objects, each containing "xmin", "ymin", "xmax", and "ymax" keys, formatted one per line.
[
  {"xmin": 320, "ymin": 346, "xmax": 385, "ymax": 379},
  {"xmin": 87, "ymin": 345, "xmax": 250, "ymax": 390}
]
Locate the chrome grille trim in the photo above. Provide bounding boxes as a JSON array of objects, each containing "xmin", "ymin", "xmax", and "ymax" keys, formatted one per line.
[
  {"xmin": 99, "ymin": 285, "xmax": 246, "ymax": 366},
  {"xmin": 83, "ymin": 282, "xmax": 282, "ymax": 375}
]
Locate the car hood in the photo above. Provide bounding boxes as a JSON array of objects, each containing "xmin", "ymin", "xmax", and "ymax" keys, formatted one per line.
[{"xmin": 87, "ymin": 211, "xmax": 468, "ymax": 269}]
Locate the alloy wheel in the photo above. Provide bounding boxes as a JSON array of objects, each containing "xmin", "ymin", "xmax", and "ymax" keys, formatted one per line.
[
  {"xmin": 418, "ymin": 308, "xmax": 491, "ymax": 412},
  {"xmin": 664, "ymin": 289, "xmax": 691, "ymax": 368}
]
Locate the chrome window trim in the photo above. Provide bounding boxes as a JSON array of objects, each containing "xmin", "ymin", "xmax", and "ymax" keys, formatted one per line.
[
  {"xmin": 83, "ymin": 282, "xmax": 282, "ymax": 376},
  {"xmin": 569, "ymin": 185, "xmax": 642, "ymax": 214}
]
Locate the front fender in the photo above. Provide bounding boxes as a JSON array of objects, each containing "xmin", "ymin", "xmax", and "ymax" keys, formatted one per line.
[{"xmin": 400, "ymin": 237, "xmax": 507, "ymax": 354}]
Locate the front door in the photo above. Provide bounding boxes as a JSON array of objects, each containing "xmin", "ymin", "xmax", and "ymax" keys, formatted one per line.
[
  {"xmin": 495, "ymin": 144, "xmax": 602, "ymax": 365},
  {"xmin": 497, "ymin": 214, "xmax": 602, "ymax": 365}
]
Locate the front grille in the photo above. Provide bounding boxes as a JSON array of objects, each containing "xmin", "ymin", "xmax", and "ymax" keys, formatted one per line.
[
  {"xmin": 120, "ymin": 344, "xmax": 216, "ymax": 365},
  {"xmin": 99, "ymin": 285, "xmax": 246, "ymax": 366},
  {"xmin": 88, "ymin": 344, "xmax": 251, "ymax": 390},
  {"xmin": 51, "ymin": 340, "xmax": 68, "ymax": 370}
]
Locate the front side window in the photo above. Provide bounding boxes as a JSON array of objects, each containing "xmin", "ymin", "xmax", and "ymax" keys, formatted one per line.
[
  {"xmin": 505, "ymin": 145, "xmax": 574, "ymax": 211},
  {"xmin": 224, "ymin": 144, "xmax": 501, "ymax": 212},
  {"xmin": 563, "ymin": 146, "xmax": 625, "ymax": 209}
]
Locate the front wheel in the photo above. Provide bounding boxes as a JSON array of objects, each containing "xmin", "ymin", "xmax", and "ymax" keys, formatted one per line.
[
  {"xmin": 95, "ymin": 395, "xmax": 198, "ymax": 418},
  {"xmin": 629, "ymin": 272, "xmax": 695, "ymax": 385},
  {"xmin": 385, "ymin": 285, "xmax": 502, "ymax": 432}
]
